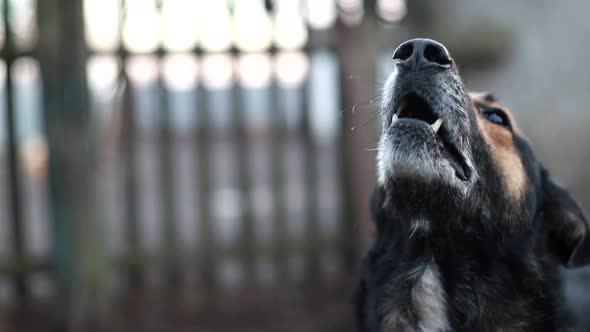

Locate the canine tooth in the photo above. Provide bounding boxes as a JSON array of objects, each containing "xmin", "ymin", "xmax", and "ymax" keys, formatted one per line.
[
  {"xmin": 391, "ymin": 113, "xmax": 398, "ymax": 124},
  {"xmin": 431, "ymin": 119, "xmax": 443, "ymax": 133}
]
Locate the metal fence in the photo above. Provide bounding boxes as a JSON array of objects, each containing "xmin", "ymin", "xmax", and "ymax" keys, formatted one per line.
[{"xmin": 0, "ymin": 1, "xmax": 386, "ymax": 329}]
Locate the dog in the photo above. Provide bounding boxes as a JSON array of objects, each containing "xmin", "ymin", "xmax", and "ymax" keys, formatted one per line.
[{"xmin": 354, "ymin": 38, "xmax": 590, "ymax": 331}]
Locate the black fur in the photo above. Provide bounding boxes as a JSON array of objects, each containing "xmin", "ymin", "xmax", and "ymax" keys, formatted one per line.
[{"xmin": 356, "ymin": 39, "xmax": 590, "ymax": 331}]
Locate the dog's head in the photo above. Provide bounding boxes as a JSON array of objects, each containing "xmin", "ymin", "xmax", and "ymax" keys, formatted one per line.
[{"xmin": 376, "ymin": 38, "xmax": 590, "ymax": 267}]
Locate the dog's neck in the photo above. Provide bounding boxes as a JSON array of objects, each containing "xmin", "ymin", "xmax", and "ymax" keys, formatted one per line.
[
  {"xmin": 375, "ymin": 212, "xmax": 533, "ymax": 260},
  {"xmin": 371, "ymin": 214, "xmax": 550, "ymax": 331},
  {"xmin": 371, "ymin": 187, "xmax": 539, "ymax": 271}
]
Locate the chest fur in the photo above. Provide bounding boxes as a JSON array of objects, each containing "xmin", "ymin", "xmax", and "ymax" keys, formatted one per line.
[{"xmin": 381, "ymin": 263, "xmax": 449, "ymax": 332}]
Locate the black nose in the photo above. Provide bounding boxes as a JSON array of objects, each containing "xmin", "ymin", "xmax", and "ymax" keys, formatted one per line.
[{"xmin": 392, "ymin": 38, "xmax": 451, "ymax": 70}]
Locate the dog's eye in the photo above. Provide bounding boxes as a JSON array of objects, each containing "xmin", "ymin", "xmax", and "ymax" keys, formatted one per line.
[{"xmin": 482, "ymin": 108, "xmax": 510, "ymax": 127}]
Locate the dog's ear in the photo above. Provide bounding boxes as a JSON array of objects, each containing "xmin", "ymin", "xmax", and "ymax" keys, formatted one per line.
[{"xmin": 542, "ymin": 170, "xmax": 590, "ymax": 267}]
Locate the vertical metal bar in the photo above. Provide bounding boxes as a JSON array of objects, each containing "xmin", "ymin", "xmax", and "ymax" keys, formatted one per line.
[
  {"xmin": 270, "ymin": 78, "xmax": 287, "ymax": 281},
  {"xmin": 158, "ymin": 62, "xmax": 179, "ymax": 287},
  {"xmin": 118, "ymin": 0, "xmax": 143, "ymax": 287},
  {"xmin": 336, "ymin": 68, "xmax": 358, "ymax": 274},
  {"xmin": 301, "ymin": 75, "xmax": 320, "ymax": 282},
  {"xmin": 196, "ymin": 71, "xmax": 215, "ymax": 288},
  {"xmin": 38, "ymin": 0, "xmax": 99, "ymax": 328},
  {"xmin": 120, "ymin": 67, "xmax": 143, "ymax": 287},
  {"xmin": 233, "ymin": 75, "xmax": 256, "ymax": 285},
  {"xmin": 154, "ymin": 0, "xmax": 179, "ymax": 288},
  {"xmin": 335, "ymin": 21, "xmax": 381, "ymax": 273},
  {"xmin": 3, "ymin": 0, "xmax": 29, "ymax": 303}
]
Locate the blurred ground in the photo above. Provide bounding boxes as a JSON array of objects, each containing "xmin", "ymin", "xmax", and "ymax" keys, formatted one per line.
[{"xmin": 2, "ymin": 279, "xmax": 356, "ymax": 332}]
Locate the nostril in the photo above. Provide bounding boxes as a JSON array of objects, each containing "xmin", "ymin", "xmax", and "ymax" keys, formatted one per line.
[
  {"xmin": 393, "ymin": 43, "xmax": 414, "ymax": 61},
  {"xmin": 393, "ymin": 39, "xmax": 452, "ymax": 69},
  {"xmin": 423, "ymin": 43, "xmax": 451, "ymax": 66}
]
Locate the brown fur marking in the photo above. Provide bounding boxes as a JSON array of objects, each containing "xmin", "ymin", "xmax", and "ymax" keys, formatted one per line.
[{"xmin": 470, "ymin": 93, "xmax": 527, "ymax": 203}]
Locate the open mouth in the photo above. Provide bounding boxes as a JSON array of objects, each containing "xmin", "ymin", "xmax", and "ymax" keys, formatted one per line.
[{"xmin": 392, "ymin": 93, "xmax": 471, "ymax": 181}]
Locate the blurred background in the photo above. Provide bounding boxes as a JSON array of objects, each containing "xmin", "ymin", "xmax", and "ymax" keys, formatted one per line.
[{"xmin": 0, "ymin": 0, "xmax": 589, "ymax": 331}]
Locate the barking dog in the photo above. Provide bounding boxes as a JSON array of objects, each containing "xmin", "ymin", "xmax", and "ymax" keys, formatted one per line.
[{"xmin": 355, "ymin": 38, "xmax": 590, "ymax": 331}]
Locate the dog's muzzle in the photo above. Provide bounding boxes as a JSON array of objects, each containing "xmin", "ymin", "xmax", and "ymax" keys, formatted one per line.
[{"xmin": 377, "ymin": 38, "xmax": 473, "ymax": 186}]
